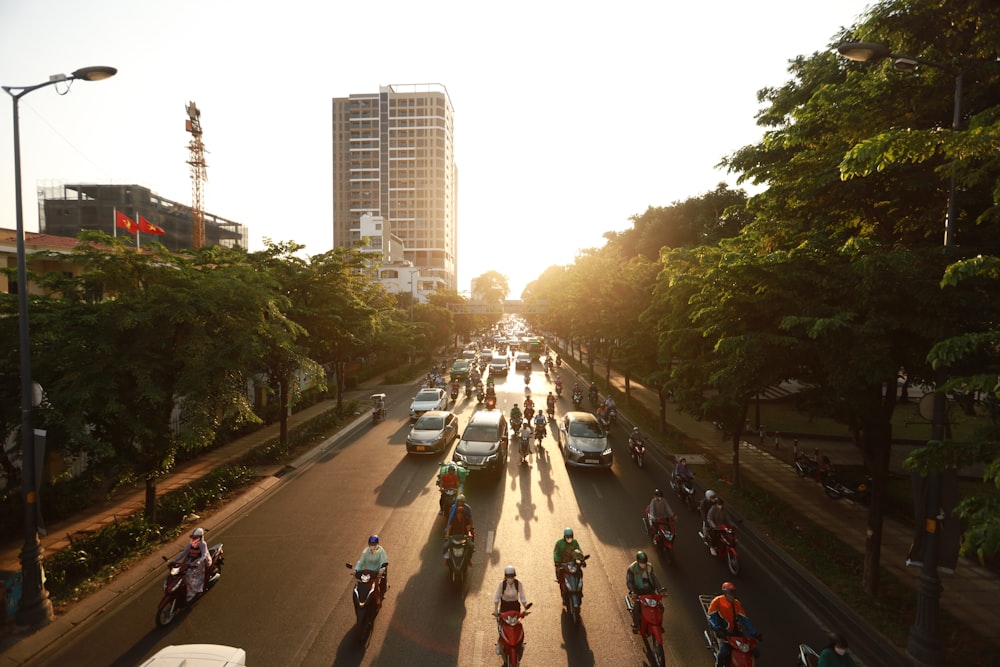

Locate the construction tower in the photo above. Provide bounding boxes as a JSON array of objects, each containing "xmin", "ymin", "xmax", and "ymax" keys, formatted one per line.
[{"xmin": 185, "ymin": 101, "xmax": 208, "ymax": 248}]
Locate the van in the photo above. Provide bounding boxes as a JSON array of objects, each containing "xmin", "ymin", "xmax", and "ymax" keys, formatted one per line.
[{"xmin": 453, "ymin": 410, "xmax": 509, "ymax": 478}]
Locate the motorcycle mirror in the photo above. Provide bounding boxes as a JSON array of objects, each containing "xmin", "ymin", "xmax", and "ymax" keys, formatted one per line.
[
  {"xmin": 524, "ymin": 602, "xmax": 533, "ymax": 610},
  {"xmin": 345, "ymin": 563, "xmax": 353, "ymax": 569}
]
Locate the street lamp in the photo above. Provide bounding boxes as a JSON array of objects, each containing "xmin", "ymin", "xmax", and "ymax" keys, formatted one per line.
[
  {"xmin": 3, "ymin": 65, "xmax": 117, "ymax": 627},
  {"xmin": 839, "ymin": 41, "xmax": 961, "ymax": 667}
]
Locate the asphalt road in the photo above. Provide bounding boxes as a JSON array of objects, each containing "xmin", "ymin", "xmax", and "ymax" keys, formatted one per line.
[{"xmin": 31, "ymin": 361, "xmax": 832, "ymax": 666}]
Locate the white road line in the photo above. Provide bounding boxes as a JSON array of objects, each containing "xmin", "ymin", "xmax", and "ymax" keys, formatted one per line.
[
  {"xmin": 592, "ymin": 482, "xmax": 603, "ymax": 500},
  {"xmin": 473, "ymin": 629, "xmax": 484, "ymax": 666},
  {"xmin": 485, "ymin": 529, "xmax": 496, "ymax": 554}
]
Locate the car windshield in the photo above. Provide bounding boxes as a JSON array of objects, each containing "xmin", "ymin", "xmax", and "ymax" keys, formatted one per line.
[
  {"xmin": 415, "ymin": 416, "xmax": 444, "ymax": 430},
  {"xmin": 569, "ymin": 420, "xmax": 604, "ymax": 438},
  {"xmin": 415, "ymin": 391, "xmax": 440, "ymax": 402},
  {"xmin": 463, "ymin": 424, "xmax": 497, "ymax": 442}
]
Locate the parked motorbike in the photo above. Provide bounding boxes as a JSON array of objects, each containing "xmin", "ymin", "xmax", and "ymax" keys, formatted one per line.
[
  {"xmin": 824, "ymin": 472, "xmax": 872, "ymax": 504},
  {"xmin": 625, "ymin": 589, "xmax": 667, "ymax": 667},
  {"xmin": 642, "ymin": 510, "xmax": 676, "ymax": 565},
  {"xmin": 793, "ymin": 451, "xmax": 820, "ymax": 478},
  {"xmin": 699, "ymin": 523, "xmax": 740, "ymax": 576},
  {"xmin": 494, "ymin": 602, "xmax": 533, "ymax": 667},
  {"xmin": 700, "ymin": 594, "xmax": 760, "ymax": 666},
  {"xmin": 444, "ymin": 534, "xmax": 472, "ymax": 585},
  {"xmin": 628, "ymin": 433, "xmax": 646, "ymax": 468},
  {"xmin": 572, "ymin": 391, "xmax": 583, "ymax": 410},
  {"xmin": 344, "ymin": 563, "xmax": 386, "ymax": 644},
  {"xmin": 155, "ymin": 543, "xmax": 224, "ymax": 626},
  {"xmin": 558, "ymin": 552, "xmax": 590, "ymax": 626},
  {"xmin": 670, "ymin": 474, "xmax": 697, "ymax": 511}
]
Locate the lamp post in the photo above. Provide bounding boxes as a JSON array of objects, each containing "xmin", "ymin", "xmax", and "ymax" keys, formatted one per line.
[
  {"xmin": 3, "ymin": 65, "xmax": 117, "ymax": 627},
  {"xmin": 407, "ymin": 268, "xmax": 420, "ymax": 322},
  {"xmin": 838, "ymin": 41, "xmax": 961, "ymax": 667}
]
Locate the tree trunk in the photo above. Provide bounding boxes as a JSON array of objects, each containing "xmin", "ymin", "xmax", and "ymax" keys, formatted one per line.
[
  {"xmin": 860, "ymin": 380, "xmax": 896, "ymax": 596},
  {"xmin": 731, "ymin": 432, "xmax": 741, "ymax": 488},
  {"xmin": 144, "ymin": 476, "xmax": 157, "ymax": 522},
  {"xmin": 657, "ymin": 385, "xmax": 667, "ymax": 433},
  {"xmin": 279, "ymin": 377, "xmax": 289, "ymax": 446},
  {"xmin": 336, "ymin": 361, "xmax": 345, "ymax": 411},
  {"xmin": 604, "ymin": 347, "xmax": 614, "ymax": 390},
  {"xmin": 624, "ymin": 368, "xmax": 631, "ymax": 404}
]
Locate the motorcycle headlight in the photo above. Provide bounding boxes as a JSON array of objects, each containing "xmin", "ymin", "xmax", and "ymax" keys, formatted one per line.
[
  {"xmin": 643, "ymin": 597, "xmax": 659, "ymax": 608},
  {"xmin": 503, "ymin": 615, "xmax": 519, "ymax": 626}
]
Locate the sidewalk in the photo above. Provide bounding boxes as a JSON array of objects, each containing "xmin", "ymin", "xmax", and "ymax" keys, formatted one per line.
[{"xmin": 568, "ymin": 347, "xmax": 1000, "ymax": 652}]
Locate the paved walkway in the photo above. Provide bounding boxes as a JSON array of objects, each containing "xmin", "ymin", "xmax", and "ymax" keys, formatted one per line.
[{"xmin": 559, "ymin": 344, "xmax": 1000, "ymax": 656}]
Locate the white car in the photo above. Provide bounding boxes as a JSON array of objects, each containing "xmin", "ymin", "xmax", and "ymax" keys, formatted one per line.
[
  {"xmin": 139, "ymin": 644, "xmax": 246, "ymax": 667},
  {"xmin": 409, "ymin": 387, "xmax": 449, "ymax": 420}
]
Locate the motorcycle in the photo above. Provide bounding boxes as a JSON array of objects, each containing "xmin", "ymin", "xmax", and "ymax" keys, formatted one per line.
[
  {"xmin": 642, "ymin": 510, "xmax": 676, "ymax": 565},
  {"xmin": 699, "ymin": 523, "xmax": 740, "ymax": 576},
  {"xmin": 519, "ymin": 431, "xmax": 531, "ymax": 465},
  {"xmin": 465, "ymin": 380, "xmax": 473, "ymax": 398},
  {"xmin": 546, "ymin": 401, "xmax": 555, "ymax": 419},
  {"xmin": 451, "ymin": 384, "xmax": 460, "ymax": 402},
  {"xmin": 625, "ymin": 589, "xmax": 667, "ymax": 667},
  {"xmin": 797, "ymin": 644, "xmax": 820, "ymax": 666},
  {"xmin": 607, "ymin": 405, "xmax": 617, "ymax": 425},
  {"xmin": 556, "ymin": 355, "xmax": 562, "ymax": 368},
  {"xmin": 793, "ymin": 451, "xmax": 820, "ymax": 478},
  {"xmin": 824, "ymin": 472, "xmax": 872, "ymax": 504},
  {"xmin": 670, "ymin": 474, "xmax": 697, "ymax": 511},
  {"xmin": 555, "ymin": 381, "xmax": 563, "ymax": 397},
  {"xmin": 558, "ymin": 551, "xmax": 590, "ymax": 626},
  {"xmin": 439, "ymin": 486, "xmax": 458, "ymax": 515},
  {"xmin": 511, "ymin": 415, "xmax": 523, "ymax": 433},
  {"xmin": 629, "ymin": 434, "xmax": 646, "ymax": 468},
  {"xmin": 700, "ymin": 594, "xmax": 759, "ymax": 667},
  {"xmin": 523, "ymin": 405, "xmax": 535, "ymax": 422},
  {"xmin": 477, "ymin": 389, "xmax": 485, "ymax": 404},
  {"xmin": 572, "ymin": 391, "xmax": 583, "ymax": 410},
  {"xmin": 588, "ymin": 388, "xmax": 599, "ymax": 407},
  {"xmin": 486, "ymin": 394, "xmax": 497, "ymax": 410},
  {"xmin": 494, "ymin": 602, "xmax": 532, "ymax": 667},
  {"xmin": 155, "ymin": 543, "xmax": 224, "ymax": 626},
  {"xmin": 524, "ymin": 372, "xmax": 531, "ymax": 387},
  {"xmin": 444, "ymin": 534, "xmax": 472, "ymax": 585},
  {"xmin": 371, "ymin": 393, "xmax": 387, "ymax": 426},
  {"xmin": 345, "ymin": 563, "xmax": 386, "ymax": 644}
]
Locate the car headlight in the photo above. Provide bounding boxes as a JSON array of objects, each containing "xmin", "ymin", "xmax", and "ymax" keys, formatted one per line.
[
  {"xmin": 568, "ymin": 444, "xmax": 582, "ymax": 455},
  {"xmin": 602, "ymin": 446, "xmax": 613, "ymax": 456}
]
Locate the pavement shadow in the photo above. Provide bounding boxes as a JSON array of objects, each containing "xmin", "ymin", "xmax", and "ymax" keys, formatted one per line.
[{"xmin": 559, "ymin": 610, "xmax": 596, "ymax": 666}]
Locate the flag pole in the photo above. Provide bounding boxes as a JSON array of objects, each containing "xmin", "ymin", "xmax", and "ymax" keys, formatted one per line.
[
  {"xmin": 112, "ymin": 207, "xmax": 117, "ymax": 237},
  {"xmin": 135, "ymin": 210, "xmax": 140, "ymax": 250}
]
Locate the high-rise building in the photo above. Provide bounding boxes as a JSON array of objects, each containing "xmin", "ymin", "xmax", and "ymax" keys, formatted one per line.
[{"xmin": 332, "ymin": 84, "xmax": 457, "ymax": 291}]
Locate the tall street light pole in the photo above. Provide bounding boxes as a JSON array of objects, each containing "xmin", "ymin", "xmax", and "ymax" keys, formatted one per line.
[
  {"xmin": 3, "ymin": 65, "xmax": 117, "ymax": 627},
  {"xmin": 838, "ymin": 41, "xmax": 962, "ymax": 667}
]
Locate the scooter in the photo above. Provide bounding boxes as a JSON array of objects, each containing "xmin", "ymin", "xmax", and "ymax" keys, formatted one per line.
[
  {"xmin": 477, "ymin": 389, "xmax": 485, "ymax": 405},
  {"xmin": 699, "ymin": 524, "xmax": 740, "ymax": 576},
  {"xmin": 572, "ymin": 391, "xmax": 583, "ymax": 410},
  {"xmin": 670, "ymin": 475, "xmax": 697, "ymax": 511},
  {"xmin": 607, "ymin": 405, "xmax": 617, "ymax": 425},
  {"xmin": 486, "ymin": 394, "xmax": 497, "ymax": 410},
  {"xmin": 523, "ymin": 406, "xmax": 535, "ymax": 423},
  {"xmin": 699, "ymin": 594, "xmax": 759, "ymax": 666},
  {"xmin": 824, "ymin": 472, "xmax": 872, "ymax": 504},
  {"xmin": 494, "ymin": 602, "xmax": 532, "ymax": 667},
  {"xmin": 625, "ymin": 589, "xmax": 667, "ymax": 667},
  {"xmin": 155, "ymin": 544, "xmax": 224, "ymax": 626},
  {"xmin": 642, "ymin": 511, "xmax": 676, "ymax": 565},
  {"xmin": 345, "ymin": 563, "xmax": 386, "ymax": 644},
  {"xmin": 511, "ymin": 415, "xmax": 523, "ymax": 433},
  {"xmin": 588, "ymin": 388, "xmax": 599, "ymax": 407},
  {"xmin": 451, "ymin": 384, "xmax": 460, "ymax": 402},
  {"xmin": 629, "ymin": 434, "xmax": 646, "ymax": 468},
  {"xmin": 534, "ymin": 422, "xmax": 546, "ymax": 457},
  {"xmin": 444, "ymin": 534, "xmax": 472, "ymax": 585},
  {"xmin": 555, "ymin": 381, "xmax": 563, "ymax": 397},
  {"xmin": 439, "ymin": 486, "xmax": 458, "ymax": 515},
  {"xmin": 793, "ymin": 451, "xmax": 820, "ymax": 478},
  {"xmin": 546, "ymin": 402, "xmax": 555, "ymax": 419},
  {"xmin": 558, "ymin": 551, "xmax": 590, "ymax": 626},
  {"xmin": 797, "ymin": 643, "xmax": 820, "ymax": 666},
  {"xmin": 519, "ymin": 432, "xmax": 531, "ymax": 465}
]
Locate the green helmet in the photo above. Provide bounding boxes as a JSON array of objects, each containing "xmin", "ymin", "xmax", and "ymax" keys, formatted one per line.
[{"xmin": 636, "ymin": 550, "xmax": 648, "ymax": 564}]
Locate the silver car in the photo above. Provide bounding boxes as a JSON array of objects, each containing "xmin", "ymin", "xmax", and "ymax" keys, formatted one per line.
[
  {"xmin": 560, "ymin": 411, "xmax": 613, "ymax": 468},
  {"xmin": 406, "ymin": 410, "xmax": 459, "ymax": 454}
]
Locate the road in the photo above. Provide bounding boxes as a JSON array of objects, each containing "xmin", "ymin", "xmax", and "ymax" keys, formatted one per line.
[{"xmin": 32, "ymin": 358, "xmax": 830, "ymax": 666}]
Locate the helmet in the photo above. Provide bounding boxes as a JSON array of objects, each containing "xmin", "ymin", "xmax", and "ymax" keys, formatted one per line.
[
  {"xmin": 632, "ymin": 426, "xmax": 639, "ymax": 433},
  {"xmin": 504, "ymin": 565, "xmax": 516, "ymax": 577},
  {"xmin": 722, "ymin": 581, "xmax": 736, "ymax": 592},
  {"xmin": 705, "ymin": 490, "xmax": 717, "ymax": 501},
  {"xmin": 457, "ymin": 494, "xmax": 466, "ymax": 504},
  {"xmin": 368, "ymin": 535, "xmax": 379, "ymax": 545},
  {"xmin": 636, "ymin": 551, "xmax": 648, "ymax": 564},
  {"xmin": 654, "ymin": 488, "xmax": 663, "ymax": 498},
  {"xmin": 190, "ymin": 527, "xmax": 204, "ymax": 539},
  {"xmin": 564, "ymin": 527, "xmax": 574, "ymax": 539},
  {"xmin": 448, "ymin": 463, "xmax": 456, "ymax": 472}
]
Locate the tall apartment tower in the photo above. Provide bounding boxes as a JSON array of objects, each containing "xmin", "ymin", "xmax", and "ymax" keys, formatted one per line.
[{"xmin": 332, "ymin": 84, "xmax": 458, "ymax": 291}]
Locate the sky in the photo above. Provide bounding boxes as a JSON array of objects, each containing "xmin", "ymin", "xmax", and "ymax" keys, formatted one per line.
[{"xmin": 0, "ymin": 0, "xmax": 876, "ymax": 298}]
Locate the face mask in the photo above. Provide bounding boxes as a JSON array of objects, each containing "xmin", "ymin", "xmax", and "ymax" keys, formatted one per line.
[{"xmin": 835, "ymin": 648, "xmax": 847, "ymax": 656}]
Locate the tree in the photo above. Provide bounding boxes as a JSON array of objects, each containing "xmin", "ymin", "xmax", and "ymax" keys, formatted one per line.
[{"xmin": 471, "ymin": 271, "xmax": 509, "ymax": 306}]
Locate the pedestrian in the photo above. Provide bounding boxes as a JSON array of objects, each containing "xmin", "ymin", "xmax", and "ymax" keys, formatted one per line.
[{"xmin": 818, "ymin": 633, "xmax": 857, "ymax": 667}]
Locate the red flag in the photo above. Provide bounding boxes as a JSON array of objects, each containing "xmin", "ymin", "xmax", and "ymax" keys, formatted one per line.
[
  {"xmin": 115, "ymin": 210, "xmax": 138, "ymax": 235},
  {"xmin": 138, "ymin": 215, "xmax": 166, "ymax": 235}
]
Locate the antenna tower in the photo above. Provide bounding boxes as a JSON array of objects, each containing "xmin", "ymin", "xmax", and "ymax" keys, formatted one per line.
[{"xmin": 185, "ymin": 101, "xmax": 208, "ymax": 248}]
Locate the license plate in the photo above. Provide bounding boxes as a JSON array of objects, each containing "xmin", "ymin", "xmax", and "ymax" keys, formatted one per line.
[
  {"xmin": 585, "ymin": 458, "xmax": 600, "ymax": 464},
  {"xmin": 415, "ymin": 445, "xmax": 427, "ymax": 452}
]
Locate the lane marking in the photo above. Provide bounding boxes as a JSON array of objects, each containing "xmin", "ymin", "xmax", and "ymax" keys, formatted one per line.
[
  {"xmin": 473, "ymin": 629, "xmax": 484, "ymax": 667},
  {"xmin": 592, "ymin": 482, "xmax": 603, "ymax": 500},
  {"xmin": 486, "ymin": 529, "xmax": 496, "ymax": 554}
]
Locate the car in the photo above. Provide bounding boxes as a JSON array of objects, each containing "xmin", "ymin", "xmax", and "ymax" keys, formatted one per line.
[
  {"xmin": 479, "ymin": 349, "xmax": 495, "ymax": 365},
  {"xmin": 409, "ymin": 387, "xmax": 449, "ymax": 420},
  {"xmin": 514, "ymin": 352, "xmax": 532, "ymax": 371},
  {"xmin": 406, "ymin": 410, "xmax": 459, "ymax": 454},
  {"xmin": 453, "ymin": 411, "xmax": 509, "ymax": 478},
  {"xmin": 450, "ymin": 359, "xmax": 471, "ymax": 381},
  {"xmin": 560, "ymin": 411, "xmax": 613, "ymax": 468},
  {"xmin": 489, "ymin": 356, "xmax": 509, "ymax": 377},
  {"xmin": 461, "ymin": 349, "xmax": 478, "ymax": 360},
  {"xmin": 139, "ymin": 644, "xmax": 247, "ymax": 667}
]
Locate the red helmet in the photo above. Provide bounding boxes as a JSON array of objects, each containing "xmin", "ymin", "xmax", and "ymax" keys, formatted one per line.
[{"xmin": 722, "ymin": 581, "xmax": 737, "ymax": 592}]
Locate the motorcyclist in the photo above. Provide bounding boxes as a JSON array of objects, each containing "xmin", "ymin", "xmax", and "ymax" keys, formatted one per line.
[
  {"xmin": 706, "ymin": 496, "xmax": 729, "ymax": 556},
  {"xmin": 647, "ymin": 488, "xmax": 676, "ymax": 538},
  {"xmin": 523, "ymin": 396, "xmax": 535, "ymax": 419},
  {"xmin": 546, "ymin": 392, "xmax": 556, "ymax": 416},
  {"xmin": 553, "ymin": 528, "xmax": 584, "ymax": 597},
  {"xmin": 707, "ymin": 581, "xmax": 760, "ymax": 666},
  {"xmin": 493, "ymin": 565, "xmax": 529, "ymax": 614},
  {"xmin": 626, "ymin": 550, "xmax": 661, "ymax": 633},
  {"xmin": 674, "ymin": 456, "xmax": 695, "ymax": 484},
  {"xmin": 604, "ymin": 395, "xmax": 617, "ymax": 413},
  {"xmin": 173, "ymin": 527, "xmax": 212, "ymax": 601},
  {"xmin": 355, "ymin": 534, "xmax": 389, "ymax": 598},
  {"xmin": 437, "ymin": 463, "xmax": 460, "ymax": 515},
  {"xmin": 554, "ymin": 374, "xmax": 563, "ymax": 394},
  {"xmin": 818, "ymin": 633, "xmax": 857, "ymax": 667},
  {"xmin": 372, "ymin": 395, "xmax": 385, "ymax": 420},
  {"xmin": 533, "ymin": 408, "xmax": 547, "ymax": 430},
  {"xmin": 588, "ymin": 382, "xmax": 599, "ymax": 403},
  {"xmin": 445, "ymin": 494, "xmax": 475, "ymax": 563},
  {"xmin": 700, "ymin": 489, "xmax": 718, "ymax": 538},
  {"xmin": 629, "ymin": 427, "xmax": 644, "ymax": 450},
  {"xmin": 519, "ymin": 422, "xmax": 533, "ymax": 455}
]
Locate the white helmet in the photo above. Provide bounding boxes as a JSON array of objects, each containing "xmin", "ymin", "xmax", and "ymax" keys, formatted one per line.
[
  {"xmin": 705, "ymin": 490, "xmax": 717, "ymax": 501},
  {"xmin": 504, "ymin": 565, "xmax": 516, "ymax": 577}
]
